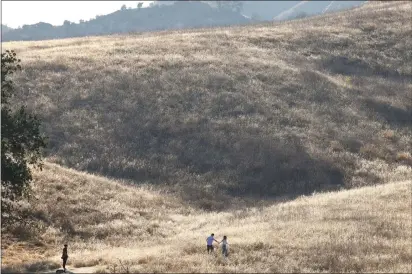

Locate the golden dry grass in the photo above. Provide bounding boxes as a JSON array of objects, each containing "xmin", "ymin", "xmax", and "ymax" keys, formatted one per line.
[
  {"xmin": 1, "ymin": 162, "xmax": 411, "ymax": 273},
  {"xmin": 2, "ymin": 2, "xmax": 412, "ymax": 272},
  {"xmin": 1, "ymin": 1, "xmax": 411, "ymax": 209}
]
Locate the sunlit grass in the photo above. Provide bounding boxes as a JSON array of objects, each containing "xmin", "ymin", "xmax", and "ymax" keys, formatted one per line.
[
  {"xmin": 2, "ymin": 163, "xmax": 411, "ymax": 272},
  {"xmin": 1, "ymin": 2, "xmax": 412, "ymax": 272}
]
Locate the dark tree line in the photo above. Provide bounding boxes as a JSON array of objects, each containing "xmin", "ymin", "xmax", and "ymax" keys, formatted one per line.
[{"xmin": 2, "ymin": 1, "xmax": 249, "ymax": 42}]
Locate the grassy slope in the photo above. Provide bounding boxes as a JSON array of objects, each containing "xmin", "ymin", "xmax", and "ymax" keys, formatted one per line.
[
  {"xmin": 2, "ymin": 2, "xmax": 411, "ymax": 209},
  {"xmin": 1, "ymin": 163, "xmax": 411, "ymax": 273},
  {"xmin": 2, "ymin": 2, "xmax": 412, "ymax": 271}
]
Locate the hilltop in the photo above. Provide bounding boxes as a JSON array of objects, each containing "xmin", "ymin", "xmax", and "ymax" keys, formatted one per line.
[
  {"xmin": 1, "ymin": 24, "xmax": 14, "ymax": 33},
  {"xmin": 1, "ymin": 163, "xmax": 411, "ymax": 272},
  {"xmin": 1, "ymin": 2, "xmax": 249, "ymax": 42},
  {"xmin": 243, "ymin": 1, "xmax": 365, "ymax": 20},
  {"xmin": 1, "ymin": 1, "xmax": 366, "ymax": 42},
  {"xmin": 3, "ymin": 1, "xmax": 411, "ymax": 210}
]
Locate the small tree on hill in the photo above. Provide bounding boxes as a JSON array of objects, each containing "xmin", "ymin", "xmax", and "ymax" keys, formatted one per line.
[{"xmin": 1, "ymin": 50, "xmax": 47, "ymax": 227}]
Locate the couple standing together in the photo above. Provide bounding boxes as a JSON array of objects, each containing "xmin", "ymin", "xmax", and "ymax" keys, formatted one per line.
[{"xmin": 206, "ymin": 233, "xmax": 228, "ymax": 257}]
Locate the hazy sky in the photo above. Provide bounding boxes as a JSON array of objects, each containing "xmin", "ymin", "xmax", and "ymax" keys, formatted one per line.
[{"xmin": 2, "ymin": 1, "xmax": 153, "ymax": 28}]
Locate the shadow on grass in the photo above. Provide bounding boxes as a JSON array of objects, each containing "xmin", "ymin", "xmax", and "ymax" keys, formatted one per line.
[
  {"xmin": 36, "ymin": 68, "xmax": 348, "ymax": 210},
  {"xmin": 1, "ymin": 260, "xmax": 60, "ymax": 273},
  {"xmin": 115, "ymin": 116, "xmax": 346, "ymax": 209},
  {"xmin": 322, "ymin": 55, "xmax": 412, "ymax": 80},
  {"xmin": 363, "ymin": 99, "xmax": 412, "ymax": 129},
  {"xmin": 51, "ymin": 110, "xmax": 346, "ymax": 210}
]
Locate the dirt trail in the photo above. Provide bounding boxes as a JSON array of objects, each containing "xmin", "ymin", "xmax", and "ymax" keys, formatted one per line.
[
  {"xmin": 44, "ymin": 243, "xmax": 176, "ymax": 273},
  {"xmin": 68, "ymin": 266, "xmax": 100, "ymax": 273}
]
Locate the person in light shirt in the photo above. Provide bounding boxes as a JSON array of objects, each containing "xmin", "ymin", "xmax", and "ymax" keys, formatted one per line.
[
  {"xmin": 206, "ymin": 233, "xmax": 219, "ymax": 253},
  {"xmin": 220, "ymin": 236, "xmax": 228, "ymax": 257}
]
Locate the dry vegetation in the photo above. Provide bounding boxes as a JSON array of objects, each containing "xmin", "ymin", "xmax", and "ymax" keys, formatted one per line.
[
  {"xmin": 3, "ymin": 1, "xmax": 412, "ymax": 209},
  {"xmin": 1, "ymin": 163, "xmax": 411, "ymax": 273},
  {"xmin": 2, "ymin": 2, "xmax": 412, "ymax": 273}
]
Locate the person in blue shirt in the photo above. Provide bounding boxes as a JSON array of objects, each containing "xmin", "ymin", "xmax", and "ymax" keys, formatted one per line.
[{"xmin": 206, "ymin": 233, "xmax": 219, "ymax": 253}]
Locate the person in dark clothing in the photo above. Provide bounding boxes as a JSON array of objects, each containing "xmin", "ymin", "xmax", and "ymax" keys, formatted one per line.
[{"xmin": 61, "ymin": 244, "xmax": 68, "ymax": 272}]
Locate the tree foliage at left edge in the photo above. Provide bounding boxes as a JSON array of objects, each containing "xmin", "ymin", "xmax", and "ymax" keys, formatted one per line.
[{"xmin": 1, "ymin": 50, "xmax": 47, "ymax": 227}]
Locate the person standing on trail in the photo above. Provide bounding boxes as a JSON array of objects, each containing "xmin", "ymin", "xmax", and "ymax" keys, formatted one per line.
[
  {"xmin": 206, "ymin": 233, "xmax": 219, "ymax": 253},
  {"xmin": 220, "ymin": 236, "xmax": 228, "ymax": 257},
  {"xmin": 61, "ymin": 244, "xmax": 68, "ymax": 272}
]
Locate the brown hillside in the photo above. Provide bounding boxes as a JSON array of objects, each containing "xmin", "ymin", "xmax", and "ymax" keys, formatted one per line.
[
  {"xmin": 2, "ymin": 1, "xmax": 412, "ymax": 209},
  {"xmin": 1, "ymin": 163, "xmax": 411, "ymax": 272}
]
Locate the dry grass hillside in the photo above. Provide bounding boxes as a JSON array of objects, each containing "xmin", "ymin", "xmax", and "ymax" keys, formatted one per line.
[
  {"xmin": 1, "ymin": 163, "xmax": 411, "ymax": 273},
  {"xmin": 2, "ymin": 1, "xmax": 412, "ymax": 209},
  {"xmin": 2, "ymin": 2, "xmax": 412, "ymax": 273}
]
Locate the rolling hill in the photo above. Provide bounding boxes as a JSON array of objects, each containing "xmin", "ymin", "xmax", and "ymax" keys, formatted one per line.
[
  {"xmin": 1, "ymin": 163, "xmax": 411, "ymax": 273},
  {"xmin": 156, "ymin": 1, "xmax": 366, "ymax": 21},
  {"xmin": 3, "ymin": 1, "xmax": 411, "ymax": 211},
  {"xmin": 0, "ymin": 1, "xmax": 368, "ymax": 43},
  {"xmin": 1, "ymin": 2, "xmax": 249, "ymax": 42},
  {"xmin": 1, "ymin": 1, "xmax": 412, "ymax": 272},
  {"xmin": 242, "ymin": 1, "xmax": 366, "ymax": 20}
]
